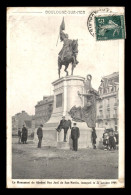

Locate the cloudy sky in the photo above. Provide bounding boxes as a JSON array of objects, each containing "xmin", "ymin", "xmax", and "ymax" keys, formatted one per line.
[{"xmin": 7, "ymin": 7, "xmax": 124, "ymax": 116}]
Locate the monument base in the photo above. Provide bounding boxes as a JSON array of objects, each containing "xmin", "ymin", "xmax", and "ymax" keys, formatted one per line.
[
  {"xmin": 57, "ymin": 142, "xmax": 70, "ymax": 149},
  {"xmin": 33, "ymin": 124, "xmax": 104, "ymax": 149},
  {"xmin": 33, "ymin": 128, "xmax": 57, "ymax": 147},
  {"xmin": 56, "ymin": 121, "xmax": 104, "ymax": 149},
  {"xmin": 33, "ymin": 76, "xmax": 104, "ymax": 149}
]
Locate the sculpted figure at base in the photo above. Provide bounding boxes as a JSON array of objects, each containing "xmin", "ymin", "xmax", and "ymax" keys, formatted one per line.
[
  {"xmin": 69, "ymin": 75, "xmax": 100, "ymax": 128},
  {"xmin": 58, "ymin": 18, "xmax": 79, "ymax": 78}
]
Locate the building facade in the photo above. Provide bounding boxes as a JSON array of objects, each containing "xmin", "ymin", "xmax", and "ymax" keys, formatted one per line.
[
  {"xmin": 12, "ymin": 111, "xmax": 34, "ymax": 135},
  {"xmin": 35, "ymin": 95, "xmax": 54, "ymax": 127},
  {"xmin": 96, "ymin": 72, "xmax": 119, "ymax": 131}
]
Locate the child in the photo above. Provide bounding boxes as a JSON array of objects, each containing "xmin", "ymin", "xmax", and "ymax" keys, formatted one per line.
[
  {"xmin": 103, "ymin": 130, "xmax": 109, "ymax": 150},
  {"xmin": 18, "ymin": 128, "xmax": 21, "ymax": 144},
  {"xmin": 108, "ymin": 131, "xmax": 116, "ymax": 150}
]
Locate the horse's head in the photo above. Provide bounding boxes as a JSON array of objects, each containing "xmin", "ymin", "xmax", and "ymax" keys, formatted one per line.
[{"xmin": 72, "ymin": 39, "xmax": 78, "ymax": 53}]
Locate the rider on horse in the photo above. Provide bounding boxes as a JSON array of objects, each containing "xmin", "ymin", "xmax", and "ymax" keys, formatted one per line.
[
  {"xmin": 59, "ymin": 29, "xmax": 79, "ymax": 65},
  {"xmin": 57, "ymin": 18, "xmax": 79, "ymax": 78}
]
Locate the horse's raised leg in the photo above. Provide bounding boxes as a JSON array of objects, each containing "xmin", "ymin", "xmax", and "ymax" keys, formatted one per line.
[
  {"xmin": 58, "ymin": 58, "xmax": 62, "ymax": 78},
  {"xmin": 64, "ymin": 64, "xmax": 69, "ymax": 76},
  {"xmin": 71, "ymin": 63, "xmax": 74, "ymax": 75},
  {"xmin": 58, "ymin": 67, "xmax": 61, "ymax": 78},
  {"xmin": 71, "ymin": 56, "xmax": 76, "ymax": 75}
]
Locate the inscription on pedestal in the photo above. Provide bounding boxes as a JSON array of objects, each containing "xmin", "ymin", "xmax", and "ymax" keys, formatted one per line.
[{"xmin": 56, "ymin": 93, "xmax": 63, "ymax": 108}]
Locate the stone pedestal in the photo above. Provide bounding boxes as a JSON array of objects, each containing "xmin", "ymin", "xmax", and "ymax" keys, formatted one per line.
[
  {"xmin": 57, "ymin": 128, "xmax": 75, "ymax": 149},
  {"xmin": 41, "ymin": 75, "xmax": 85, "ymax": 148},
  {"xmin": 34, "ymin": 75, "xmax": 104, "ymax": 149}
]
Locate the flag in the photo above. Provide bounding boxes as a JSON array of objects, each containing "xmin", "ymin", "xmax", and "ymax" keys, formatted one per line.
[
  {"xmin": 60, "ymin": 17, "xmax": 65, "ymax": 30},
  {"xmin": 56, "ymin": 17, "xmax": 65, "ymax": 46}
]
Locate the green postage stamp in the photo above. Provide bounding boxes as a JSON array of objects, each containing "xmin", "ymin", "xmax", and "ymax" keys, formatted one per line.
[{"xmin": 95, "ymin": 15, "xmax": 125, "ymax": 40}]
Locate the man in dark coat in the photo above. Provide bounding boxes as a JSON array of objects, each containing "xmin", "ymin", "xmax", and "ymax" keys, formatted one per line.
[
  {"xmin": 21, "ymin": 125, "xmax": 28, "ymax": 144},
  {"xmin": 91, "ymin": 127, "xmax": 97, "ymax": 149},
  {"xmin": 71, "ymin": 123, "xmax": 80, "ymax": 151},
  {"xmin": 37, "ymin": 124, "xmax": 43, "ymax": 148},
  {"xmin": 63, "ymin": 119, "xmax": 71, "ymax": 142},
  {"xmin": 56, "ymin": 116, "xmax": 66, "ymax": 132},
  {"xmin": 56, "ymin": 116, "xmax": 72, "ymax": 142}
]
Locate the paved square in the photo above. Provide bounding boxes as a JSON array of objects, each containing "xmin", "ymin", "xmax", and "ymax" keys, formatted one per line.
[{"xmin": 12, "ymin": 138, "xmax": 118, "ymax": 179}]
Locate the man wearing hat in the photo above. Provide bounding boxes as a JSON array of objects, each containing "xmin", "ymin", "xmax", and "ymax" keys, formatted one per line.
[
  {"xmin": 21, "ymin": 124, "xmax": 28, "ymax": 144},
  {"xmin": 71, "ymin": 123, "xmax": 80, "ymax": 151},
  {"xmin": 56, "ymin": 116, "xmax": 66, "ymax": 133},
  {"xmin": 56, "ymin": 116, "xmax": 72, "ymax": 142},
  {"xmin": 91, "ymin": 127, "xmax": 97, "ymax": 149},
  {"xmin": 37, "ymin": 124, "xmax": 43, "ymax": 148}
]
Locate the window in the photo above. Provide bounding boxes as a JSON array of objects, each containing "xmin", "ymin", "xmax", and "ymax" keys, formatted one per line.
[
  {"xmin": 56, "ymin": 93, "xmax": 63, "ymax": 108},
  {"xmin": 114, "ymin": 96, "xmax": 117, "ymax": 103},
  {"xmin": 115, "ymin": 120, "xmax": 117, "ymax": 125},
  {"xmin": 114, "ymin": 109, "xmax": 117, "ymax": 114},
  {"xmin": 107, "ymin": 110, "xmax": 110, "ymax": 117},
  {"xmin": 107, "ymin": 98, "xmax": 110, "ymax": 105},
  {"xmin": 99, "ymin": 110, "xmax": 103, "ymax": 116},
  {"xmin": 114, "ymin": 77, "xmax": 119, "ymax": 82},
  {"xmin": 104, "ymin": 88, "xmax": 107, "ymax": 94}
]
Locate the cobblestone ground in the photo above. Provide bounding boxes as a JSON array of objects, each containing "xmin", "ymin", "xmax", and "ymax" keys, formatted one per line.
[{"xmin": 12, "ymin": 138, "xmax": 118, "ymax": 179}]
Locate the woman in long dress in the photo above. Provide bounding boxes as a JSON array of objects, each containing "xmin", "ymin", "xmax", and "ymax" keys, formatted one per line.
[{"xmin": 21, "ymin": 125, "xmax": 28, "ymax": 144}]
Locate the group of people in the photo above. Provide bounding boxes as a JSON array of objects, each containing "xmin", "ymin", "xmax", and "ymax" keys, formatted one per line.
[
  {"xmin": 18, "ymin": 125, "xmax": 28, "ymax": 144},
  {"xmin": 18, "ymin": 118, "xmax": 118, "ymax": 152},
  {"xmin": 92, "ymin": 125, "xmax": 119, "ymax": 151},
  {"xmin": 36, "ymin": 116, "xmax": 80, "ymax": 151},
  {"xmin": 56, "ymin": 116, "xmax": 98, "ymax": 151},
  {"xmin": 18, "ymin": 124, "xmax": 43, "ymax": 147},
  {"xmin": 56, "ymin": 116, "xmax": 80, "ymax": 151},
  {"xmin": 36, "ymin": 117, "xmax": 80, "ymax": 151},
  {"xmin": 55, "ymin": 116, "xmax": 118, "ymax": 151},
  {"xmin": 103, "ymin": 128, "xmax": 118, "ymax": 151}
]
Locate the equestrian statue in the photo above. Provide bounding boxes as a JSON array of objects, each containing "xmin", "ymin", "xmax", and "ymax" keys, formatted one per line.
[{"xmin": 57, "ymin": 18, "xmax": 79, "ymax": 78}]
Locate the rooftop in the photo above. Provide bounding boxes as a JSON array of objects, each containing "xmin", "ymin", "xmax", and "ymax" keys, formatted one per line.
[
  {"xmin": 102, "ymin": 72, "xmax": 119, "ymax": 79},
  {"xmin": 35, "ymin": 95, "xmax": 54, "ymax": 107}
]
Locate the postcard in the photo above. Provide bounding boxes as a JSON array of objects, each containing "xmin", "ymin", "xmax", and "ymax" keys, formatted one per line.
[{"xmin": 7, "ymin": 7, "xmax": 125, "ymax": 188}]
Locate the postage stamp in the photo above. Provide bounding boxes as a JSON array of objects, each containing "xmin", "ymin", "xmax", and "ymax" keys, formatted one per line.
[
  {"xmin": 95, "ymin": 15, "xmax": 125, "ymax": 40},
  {"xmin": 87, "ymin": 8, "xmax": 113, "ymax": 37}
]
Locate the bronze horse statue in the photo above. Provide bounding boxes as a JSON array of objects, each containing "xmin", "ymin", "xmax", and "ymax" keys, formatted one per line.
[{"xmin": 58, "ymin": 39, "xmax": 78, "ymax": 78}]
